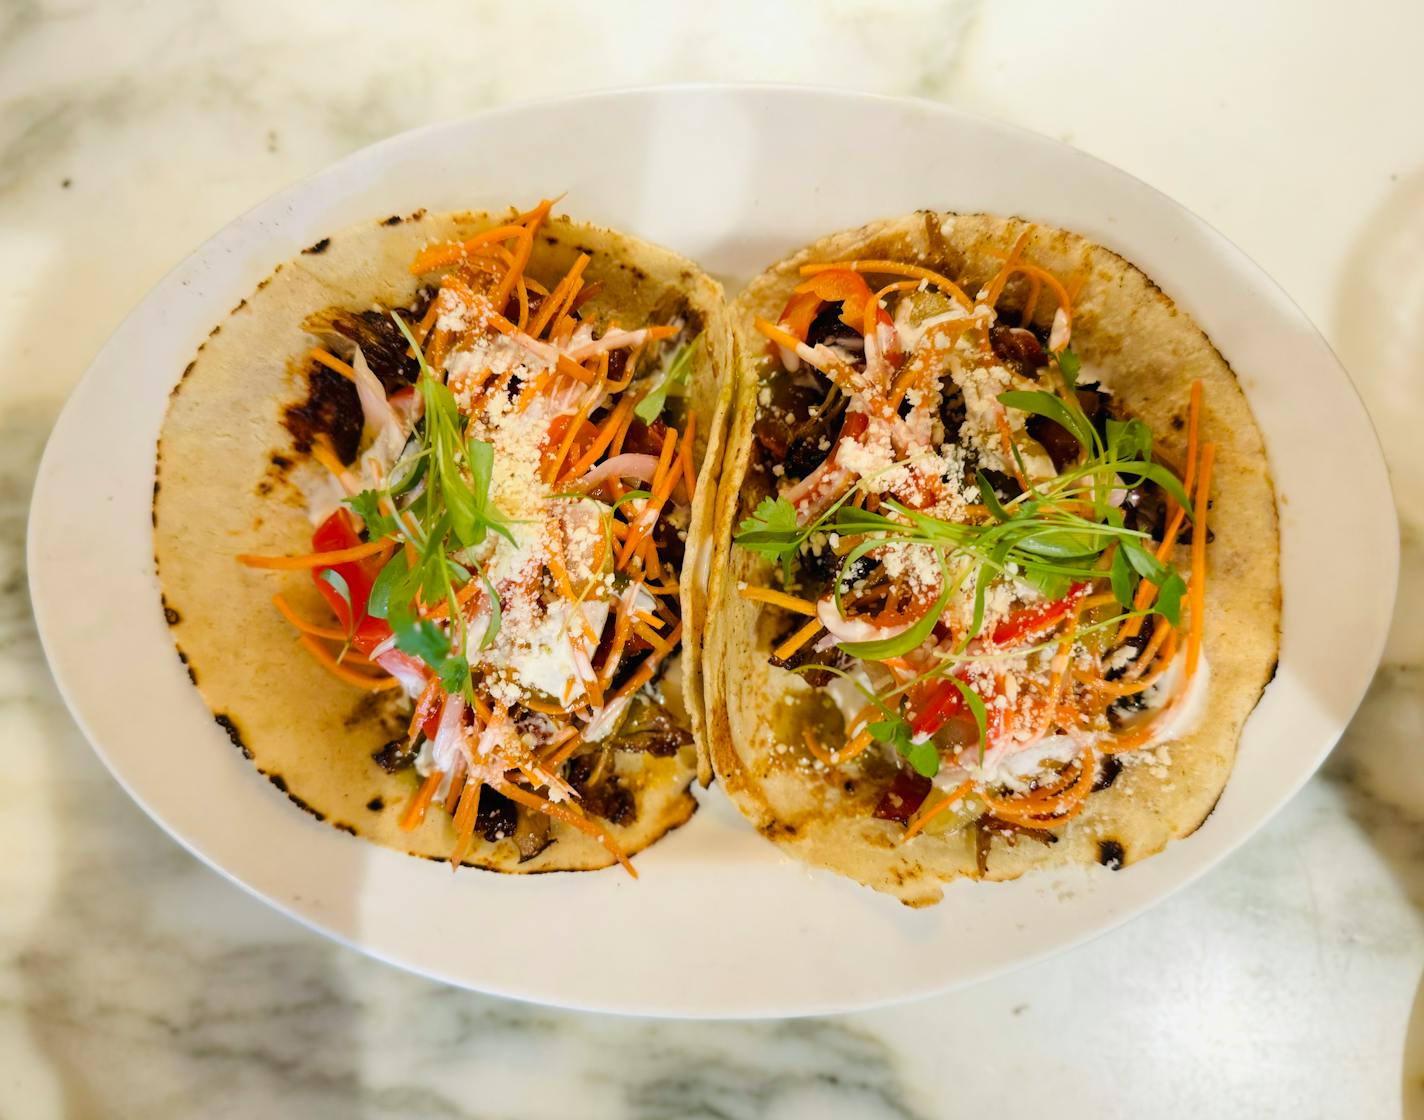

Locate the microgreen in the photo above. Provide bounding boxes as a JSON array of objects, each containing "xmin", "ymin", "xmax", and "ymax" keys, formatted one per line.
[
  {"xmin": 317, "ymin": 568, "xmax": 353, "ymax": 619},
  {"xmin": 634, "ymin": 334, "xmax": 700, "ymax": 423},
  {"xmin": 733, "ymin": 400, "xmax": 1194, "ymax": 660},
  {"xmin": 338, "ymin": 313, "xmax": 524, "ymax": 699}
]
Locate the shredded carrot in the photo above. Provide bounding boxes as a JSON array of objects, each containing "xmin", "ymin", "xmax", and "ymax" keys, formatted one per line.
[
  {"xmin": 1182, "ymin": 380, "xmax": 1203, "ymax": 497},
  {"xmin": 412, "ymin": 301, "xmax": 441, "ymax": 347},
  {"xmin": 982, "ymin": 230, "xmax": 1033, "ymax": 310},
  {"xmin": 513, "ymin": 276, "xmax": 530, "ymax": 331},
  {"xmin": 483, "ymin": 306, "xmax": 594, "ymax": 384},
  {"xmin": 888, "ymin": 318, "xmax": 975, "ymax": 410},
  {"xmin": 296, "ymin": 634, "xmax": 399, "ymax": 691},
  {"xmin": 615, "ymin": 427, "xmax": 679, "ymax": 569},
  {"xmin": 773, "ymin": 617, "xmax": 821, "ymax": 661},
  {"xmin": 530, "ymin": 253, "xmax": 591, "ymax": 338},
  {"xmin": 1002, "ymin": 263, "xmax": 1074, "ymax": 333},
  {"xmin": 1095, "ymin": 630, "xmax": 1178, "ymax": 697},
  {"xmin": 1186, "ymin": 444, "xmax": 1215, "ymax": 679},
  {"xmin": 309, "ymin": 439, "xmax": 356, "ymax": 490},
  {"xmin": 982, "ymin": 748, "xmax": 1096, "ymax": 826},
  {"xmin": 544, "ymin": 400, "xmax": 595, "ymax": 484},
  {"xmin": 835, "ymin": 727, "xmax": 874, "ymax": 764},
  {"xmin": 605, "ymin": 623, "xmax": 682, "ymax": 707},
  {"xmin": 994, "ymin": 407, "xmax": 1029, "ymax": 490},
  {"xmin": 802, "ymin": 728, "xmax": 839, "ymax": 769},
  {"xmin": 443, "ymin": 756, "xmax": 467, "ymax": 812},
  {"xmin": 799, "ymin": 260, "xmax": 974, "ymax": 309},
  {"xmin": 1101, "ymin": 694, "xmax": 1191, "ymax": 754},
  {"xmin": 753, "ymin": 316, "xmax": 806, "ymax": 353},
  {"xmin": 309, "ymin": 348, "xmax": 356, "ymax": 381},
  {"xmin": 399, "ymin": 768, "xmax": 445, "ymax": 831},
  {"xmin": 238, "ymin": 536, "xmax": 391, "ymax": 570},
  {"xmin": 488, "ymin": 198, "xmax": 552, "ymax": 312},
  {"xmin": 492, "ymin": 779, "xmax": 636, "ymax": 877},
  {"xmin": 567, "ymin": 280, "xmax": 603, "ymax": 313},
  {"xmin": 597, "ymin": 599, "xmax": 635, "ymax": 689},
  {"xmin": 407, "ymin": 679, "xmax": 442, "ymax": 738},
  {"xmin": 409, "ymin": 224, "xmax": 525, "ymax": 274},
  {"xmin": 1118, "ymin": 380, "xmax": 1203, "ymax": 642},
  {"xmin": 632, "ymin": 620, "xmax": 672, "ymax": 655},
  {"xmin": 448, "ymin": 778, "xmax": 483, "ymax": 867},
  {"xmin": 736, "ymin": 585, "xmax": 818, "ymax": 616},
  {"xmin": 543, "ymin": 726, "xmax": 584, "ymax": 768},
  {"xmin": 903, "ymin": 781, "xmax": 973, "ymax": 841},
  {"xmin": 271, "ymin": 593, "xmax": 346, "ymax": 640}
]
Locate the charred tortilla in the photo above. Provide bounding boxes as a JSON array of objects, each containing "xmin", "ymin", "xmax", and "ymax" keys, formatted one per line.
[
  {"xmin": 155, "ymin": 206, "xmax": 734, "ymax": 873},
  {"xmin": 705, "ymin": 212, "xmax": 1280, "ymax": 905}
]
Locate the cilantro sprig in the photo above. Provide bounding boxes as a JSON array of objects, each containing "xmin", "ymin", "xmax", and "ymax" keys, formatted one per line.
[{"xmin": 342, "ymin": 313, "xmax": 521, "ymax": 700}]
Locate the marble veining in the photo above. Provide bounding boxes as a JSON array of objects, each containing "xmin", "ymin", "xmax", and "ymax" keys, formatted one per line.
[{"xmin": 2, "ymin": 1, "xmax": 1422, "ymax": 1117}]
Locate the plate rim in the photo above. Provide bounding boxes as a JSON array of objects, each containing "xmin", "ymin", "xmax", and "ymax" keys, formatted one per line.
[{"xmin": 26, "ymin": 82, "xmax": 1399, "ymax": 1018}]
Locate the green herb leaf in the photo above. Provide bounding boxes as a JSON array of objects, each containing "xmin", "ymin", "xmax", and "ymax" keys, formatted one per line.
[
  {"xmin": 976, "ymin": 469, "xmax": 1013, "ymax": 523},
  {"xmin": 952, "ymin": 678, "xmax": 990, "ymax": 762},
  {"xmin": 1105, "ymin": 417, "xmax": 1152, "ymax": 463},
  {"xmin": 999, "ymin": 389, "xmax": 1095, "ymax": 452},
  {"xmin": 1114, "ymin": 461, "xmax": 1194, "ymax": 514},
  {"xmin": 317, "ymin": 569, "xmax": 353, "ymax": 620},
  {"xmin": 1056, "ymin": 346, "xmax": 1081, "ymax": 389},
  {"xmin": 839, "ymin": 577, "xmax": 953, "ymax": 661},
  {"xmin": 869, "ymin": 715, "xmax": 940, "ymax": 778},
  {"xmin": 366, "ymin": 552, "xmax": 409, "ymax": 620},
  {"xmin": 634, "ymin": 335, "xmax": 700, "ymax": 423},
  {"xmin": 736, "ymin": 495, "xmax": 798, "ymax": 543},
  {"xmin": 608, "ymin": 488, "xmax": 653, "ymax": 512},
  {"xmin": 1153, "ymin": 570, "xmax": 1187, "ymax": 627},
  {"xmin": 904, "ymin": 738, "xmax": 940, "ymax": 778},
  {"xmin": 392, "ymin": 612, "xmax": 451, "ymax": 667},
  {"xmin": 474, "ymin": 562, "xmax": 501, "ymax": 649},
  {"xmin": 1121, "ymin": 538, "xmax": 1168, "ymax": 584},
  {"xmin": 1109, "ymin": 546, "xmax": 1135, "ymax": 608},
  {"xmin": 437, "ymin": 653, "xmax": 470, "ymax": 694},
  {"xmin": 735, "ymin": 495, "xmax": 805, "ymax": 579}
]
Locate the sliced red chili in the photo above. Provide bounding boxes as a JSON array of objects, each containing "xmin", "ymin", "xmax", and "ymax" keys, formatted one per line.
[
  {"xmin": 910, "ymin": 679, "xmax": 966, "ymax": 738},
  {"xmin": 311, "ymin": 509, "xmax": 389, "ymax": 642},
  {"xmin": 990, "ymin": 581, "xmax": 1090, "ymax": 647}
]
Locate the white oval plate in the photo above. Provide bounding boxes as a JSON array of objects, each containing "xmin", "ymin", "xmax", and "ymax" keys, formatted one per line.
[{"xmin": 29, "ymin": 86, "xmax": 1396, "ymax": 1018}]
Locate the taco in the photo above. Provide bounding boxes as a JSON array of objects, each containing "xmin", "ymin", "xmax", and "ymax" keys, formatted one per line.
[
  {"xmin": 705, "ymin": 212, "xmax": 1279, "ymax": 905},
  {"xmin": 155, "ymin": 199, "xmax": 733, "ymax": 873}
]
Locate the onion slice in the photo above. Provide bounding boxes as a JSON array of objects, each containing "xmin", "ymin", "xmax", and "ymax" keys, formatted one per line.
[{"xmin": 569, "ymin": 452, "xmax": 660, "ymax": 491}]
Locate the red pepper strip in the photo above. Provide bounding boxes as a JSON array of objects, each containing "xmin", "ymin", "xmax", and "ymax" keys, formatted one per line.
[
  {"xmin": 990, "ymin": 581, "xmax": 1091, "ymax": 648},
  {"xmin": 792, "ymin": 269, "xmax": 896, "ymax": 337},
  {"xmin": 910, "ymin": 679, "xmax": 965, "ymax": 738},
  {"xmin": 311, "ymin": 509, "xmax": 393, "ymax": 654},
  {"xmin": 422, "ymin": 699, "xmax": 444, "ymax": 741},
  {"xmin": 778, "ymin": 290, "xmax": 822, "ymax": 342}
]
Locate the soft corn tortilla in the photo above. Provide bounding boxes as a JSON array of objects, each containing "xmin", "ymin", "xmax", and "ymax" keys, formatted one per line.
[
  {"xmin": 705, "ymin": 212, "xmax": 1281, "ymax": 905},
  {"xmin": 155, "ymin": 208, "xmax": 735, "ymax": 872}
]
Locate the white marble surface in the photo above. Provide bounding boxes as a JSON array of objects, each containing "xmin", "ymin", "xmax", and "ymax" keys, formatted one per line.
[{"xmin": 2, "ymin": 1, "xmax": 1421, "ymax": 1116}]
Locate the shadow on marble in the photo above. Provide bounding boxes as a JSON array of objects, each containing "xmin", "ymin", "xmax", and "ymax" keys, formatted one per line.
[
  {"xmin": 1327, "ymin": 157, "xmax": 1424, "ymax": 914},
  {"xmin": 1406, "ymin": 972, "xmax": 1424, "ymax": 1120},
  {"xmin": 6, "ymin": 399, "xmax": 362, "ymax": 1116},
  {"xmin": 1331, "ymin": 158, "xmax": 1424, "ymax": 1118}
]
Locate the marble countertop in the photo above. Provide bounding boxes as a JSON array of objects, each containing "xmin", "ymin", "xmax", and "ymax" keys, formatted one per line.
[{"xmin": 3, "ymin": 1, "xmax": 1421, "ymax": 1116}]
